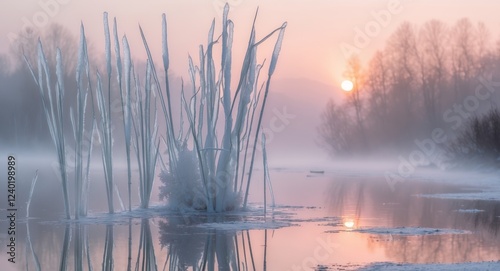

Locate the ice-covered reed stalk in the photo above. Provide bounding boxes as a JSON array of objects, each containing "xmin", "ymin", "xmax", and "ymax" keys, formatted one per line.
[
  {"xmin": 72, "ymin": 23, "xmax": 93, "ymax": 218},
  {"xmin": 26, "ymin": 170, "xmax": 39, "ymax": 218},
  {"xmin": 82, "ymin": 121, "xmax": 96, "ymax": 216},
  {"xmin": 160, "ymin": 14, "xmax": 179, "ymax": 173},
  {"xmin": 94, "ymin": 13, "xmax": 116, "ymax": 214},
  {"xmin": 238, "ymin": 78, "xmax": 263, "ymax": 193},
  {"xmin": 26, "ymin": 5, "xmax": 285, "ymax": 215},
  {"xmin": 159, "ymin": 4, "xmax": 287, "ymax": 212},
  {"xmin": 96, "ymin": 71, "xmax": 114, "ymax": 214},
  {"xmin": 132, "ymin": 60, "xmax": 160, "ymax": 209},
  {"xmin": 24, "ymin": 41, "xmax": 71, "ymax": 219},
  {"xmin": 243, "ymin": 21, "xmax": 286, "ymax": 208},
  {"xmin": 138, "ymin": 16, "xmax": 179, "ymax": 170},
  {"xmin": 103, "ymin": 13, "xmax": 134, "ymax": 212},
  {"xmin": 262, "ymin": 134, "xmax": 267, "ymax": 216},
  {"xmin": 24, "ymin": 24, "xmax": 94, "ymax": 219},
  {"xmin": 114, "ymin": 18, "xmax": 133, "ymax": 212},
  {"xmin": 261, "ymin": 134, "xmax": 275, "ymax": 217}
]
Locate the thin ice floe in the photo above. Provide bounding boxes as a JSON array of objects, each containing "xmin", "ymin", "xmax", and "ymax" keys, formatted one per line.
[
  {"xmin": 352, "ymin": 227, "xmax": 470, "ymax": 236},
  {"xmin": 358, "ymin": 261, "xmax": 500, "ymax": 271}
]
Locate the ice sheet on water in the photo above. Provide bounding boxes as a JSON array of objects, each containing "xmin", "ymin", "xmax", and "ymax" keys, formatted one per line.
[
  {"xmin": 357, "ymin": 261, "xmax": 500, "ymax": 271},
  {"xmin": 195, "ymin": 221, "xmax": 290, "ymax": 231},
  {"xmin": 455, "ymin": 209, "xmax": 485, "ymax": 213},
  {"xmin": 418, "ymin": 191, "xmax": 500, "ymax": 201},
  {"xmin": 192, "ymin": 210, "xmax": 341, "ymax": 231},
  {"xmin": 352, "ymin": 227, "xmax": 470, "ymax": 236},
  {"xmin": 35, "ymin": 204, "xmax": 343, "ymax": 233}
]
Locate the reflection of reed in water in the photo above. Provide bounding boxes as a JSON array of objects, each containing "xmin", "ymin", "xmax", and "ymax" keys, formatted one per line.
[
  {"xmin": 24, "ymin": 170, "xmax": 93, "ymax": 270},
  {"xmin": 24, "ymin": 219, "xmax": 151, "ymax": 270},
  {"xmin": 23, "ymin": 213, "xmax": 272, "ymax": 270},
  {"xmin": 25, "ymin": 221, "xmax": 41, "ymax": 271},
  {"xmin": 159, "ymin": 215, "xmax": 267, "ymax": 271},
  {"xmin": 53, "ymin": 224, "xmax": 94, "ymax": 270},
  {"xmin": 102, "ymin": 224, "xmax": 114, "ymax": 270},
  {"xmin": 60, "ymin": 225, "xmax": 70, "ymax": 270},
  {"xmin": 76, "ymin": 224, "xmax": 93, "ymax": 270},
  {"xmin": 26, "ymin": 171, "xmax": 41, "ymax": 271},
  {"xmin": 135, "ymin": 219, "xmax": 157, "ymax": 271},
  {"xmin": 22, "ymin": 169, "xmax": 267, "ymax": 270}
]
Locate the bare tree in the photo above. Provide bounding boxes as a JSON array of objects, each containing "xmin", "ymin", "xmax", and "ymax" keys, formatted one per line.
[
  {"xmin": 384, "ymin": 22, "xmax": 418, "ymax": 140},
  {"xmin": 319, "ymin": 18, "xmax": 500, "ymax": 156},
  {"xmin": 450, "ymin": 18, "xmax": 477, "ymax": 100},
  {"xmin": 10, "ymin": 23, "xmax": 78, "ymax": 74},
  {"xmin": 416, "ymin": 20, "xmax": 449, "ymax": 128},
  {"xmin": 475, "ymin": 22, "xmax": 494, "ymax": 75},
  {"xmin": 367, "ymin": 50, "xmax": 390, "ymax": 123},
  {"xmin": 2, "ymin": 24, "xmax": 83, "ymax": 149},
  {"xmin": 343, "ymin": 55, "xmax": 366, "ymax": 143},
  {"xmin": 319, "ymin": 99, "xmax": 357, "ymax": 155}
]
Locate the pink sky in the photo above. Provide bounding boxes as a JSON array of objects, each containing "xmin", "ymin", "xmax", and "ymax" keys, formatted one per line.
[
  {"xmin": 1, "ymin": 1, "xmax": 500, "ymax": 162},
  {"xmin": 1, "ymin": 0, "xmax": 500, "ymax": 87}
]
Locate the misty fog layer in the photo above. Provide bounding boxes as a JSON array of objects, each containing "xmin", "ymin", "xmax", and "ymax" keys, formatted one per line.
[{"xmin": 320, "ymin": 18, "xmax": 500, "ymax": 168}]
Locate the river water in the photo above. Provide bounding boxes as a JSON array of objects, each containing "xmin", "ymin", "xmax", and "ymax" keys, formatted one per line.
[{"xmin": 1, "ymin": 159, "xmax": 499, "ymax": 270}]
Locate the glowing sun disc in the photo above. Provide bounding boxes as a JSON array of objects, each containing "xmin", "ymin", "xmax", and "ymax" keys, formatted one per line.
[
  {"xmin": 341, "ymin": 80, "xmax": 354, "ymax": 92},
  {"xmin": 344, "ymin": 221, "xmax": 355, "ymax": 228}
]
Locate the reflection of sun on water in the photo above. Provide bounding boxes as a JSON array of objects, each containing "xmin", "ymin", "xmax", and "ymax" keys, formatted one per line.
[
  {"xmin": 344, "ymin": 220, "xmax": 355, "ymax": 229},
  {"xmin": 341, "ymin": 80, "xmax": 354, "ymax": 92}
]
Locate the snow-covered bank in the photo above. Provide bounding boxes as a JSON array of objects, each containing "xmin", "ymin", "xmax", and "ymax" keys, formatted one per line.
[
  {"xmin": 413, "ymin": 168, "xmax": 500, "ymax": 201},
  {"xmin": 419, "ymin": 190, "xmax": 500, "ymax": 201}
]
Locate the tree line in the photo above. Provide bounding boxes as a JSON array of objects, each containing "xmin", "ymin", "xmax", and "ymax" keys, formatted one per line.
[
  {"xmin": 320, "ymin": 18, "xmax": 500, "ymax": 157},
  {"xmin": 0, "ymin": 24, "xmax": 134, "ymax": 151},
  {"xmin": 0, "ymin": 24, "xmax": 81, "ymax": 149}
]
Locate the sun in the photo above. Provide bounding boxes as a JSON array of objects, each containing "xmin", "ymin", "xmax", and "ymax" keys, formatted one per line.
[
  {"xmin": 341, "ymin": 80, "xmax": 354, "ymax": 92},
  {"xmin": 344, "ymin": 220, "xmax": 355, "ymax": 228}
]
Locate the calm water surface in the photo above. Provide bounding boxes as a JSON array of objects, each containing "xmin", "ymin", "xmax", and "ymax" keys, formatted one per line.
[{"xmin": 1, "ymin": 160, "xmax": 500, "ymax": 270}]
